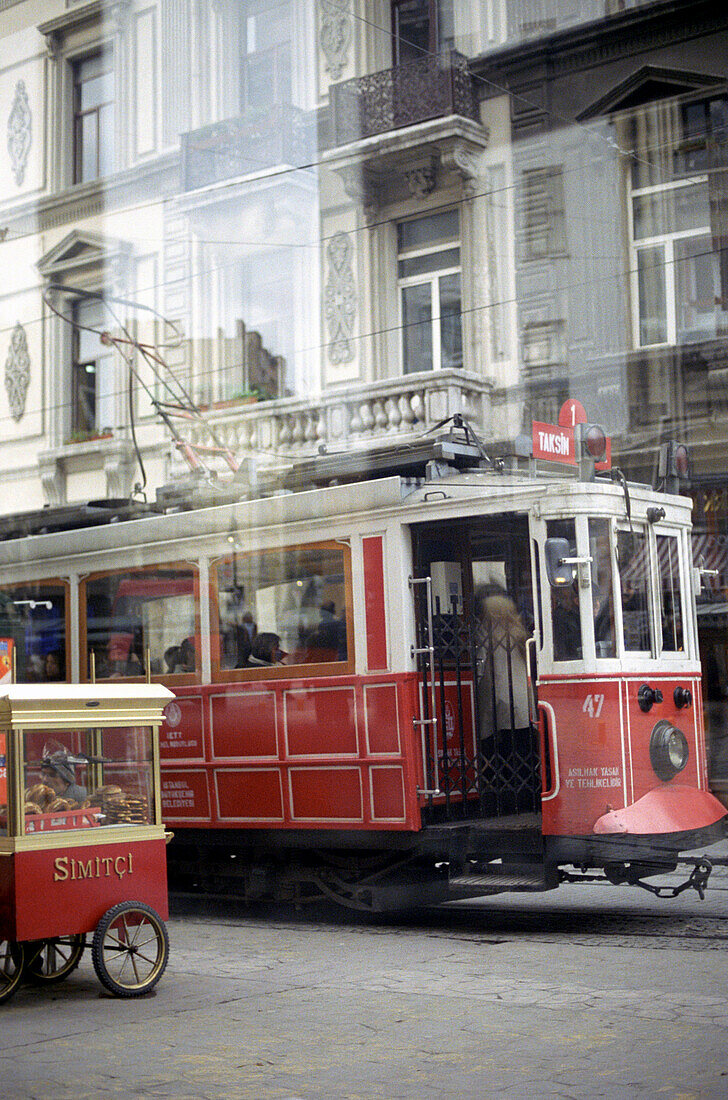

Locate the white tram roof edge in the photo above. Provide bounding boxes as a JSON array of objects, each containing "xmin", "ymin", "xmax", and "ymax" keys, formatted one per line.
[{"xmin": 0, "ymin": 469, "xmax": 694, "ymax": 571}]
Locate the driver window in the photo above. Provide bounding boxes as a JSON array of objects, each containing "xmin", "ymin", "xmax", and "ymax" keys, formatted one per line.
[
  {"xmin": 589, "ymin": 518, "xmax": 615, "ymax": 658},
  {"xmin": 547, "ymin": 519, "xmax": 582, "ymax": 661},
  {"xmin": 618, "ymin": 526, "xmax": 652, "ymax": 654},
  {"xmin": 656, "ymin": 534, "xmax": 684, "ymax": 652}
]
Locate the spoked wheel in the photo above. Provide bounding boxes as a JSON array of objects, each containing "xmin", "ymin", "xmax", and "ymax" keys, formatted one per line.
[
  {"xmin": 91, "ymin": 902, "xmax": 169, "ymax": 998},
  {"xmin": 0, "ymin": 940, "xmax": 24, "ymax": 1005},
  {"xmin": 24, "ymin": 935, "xmax": 85, "ymax": 984}
]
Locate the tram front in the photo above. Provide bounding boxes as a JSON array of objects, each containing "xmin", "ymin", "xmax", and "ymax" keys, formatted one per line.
[{"xmin": 533, "ymin": 477, "xmax": 728, "ymax": 885}]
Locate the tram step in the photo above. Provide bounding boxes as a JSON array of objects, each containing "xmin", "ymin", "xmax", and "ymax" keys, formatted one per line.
[{"xmin": 449, "ymin": 871, "xmax": 547, "ymax": 890}]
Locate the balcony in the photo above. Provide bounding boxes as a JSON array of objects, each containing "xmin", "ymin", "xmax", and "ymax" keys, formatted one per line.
[
  {"xmin": 177, "ymin": 369, "xmax": 492, "ymax": 468},
  {"xmin": 181, "ymin": 105, "xmax": 315, "ymax": 192},
  {"xmin": 329, "ymin": 52, "xmax": 479, "ymax": 147}
]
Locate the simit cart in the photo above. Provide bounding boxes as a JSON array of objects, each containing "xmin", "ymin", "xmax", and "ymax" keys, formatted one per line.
[{"xmin": 0, "ymin": 684, "xmax": 174, "ymax": 1002}]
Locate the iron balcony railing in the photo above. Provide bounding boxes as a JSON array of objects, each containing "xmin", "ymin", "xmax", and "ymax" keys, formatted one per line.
[
  {"xmin": 181, "ymin": 104, "xmax": 315, "ymax": 191},
  {"xmin": 329, "ymin": 51, "xmax": 480, "ymax": 147}
]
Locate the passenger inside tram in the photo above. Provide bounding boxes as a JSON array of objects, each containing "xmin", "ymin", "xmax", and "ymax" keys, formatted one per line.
[
  {"xmin": 551, "ymin": 583, "xmax": 582, "ymax": 661},
  {"xmin": 248, "ymin": 632, "xmax": 285, "ymax": 667}
]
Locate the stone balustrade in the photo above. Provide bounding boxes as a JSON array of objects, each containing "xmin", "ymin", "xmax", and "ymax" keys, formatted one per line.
[{"xmin": 181, "ymin": 369, "xmax": 492, "ymax": 469}]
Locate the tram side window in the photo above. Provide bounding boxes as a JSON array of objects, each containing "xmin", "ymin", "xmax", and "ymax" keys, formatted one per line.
[
  {"xmin": 214, "ymin": 542, "xmax": 349, "ymax": 672},
  {"xmin": 0, "ymin": 583, "xmax": 67, "ymax": 682},
  {"xmin": 84, "ymin": 567, "xmax": 197, "ymax": 679},
  {"xmin": 547, "ymin": 519, "xmax": 582, "ymax": 661},
  {"xmin": 656, "ymin": 534, "xmax": 684, "ymax": 652},
  {"xmin": 619, "ymin": 527, "xmax": 652, "ymax": 653},
  {"xmin": 18, "ymin": 727, "xmax": 156, "ymax": 833},
  {"xmin": 589, "ymin": 518, "xmax": 615, "ymax": 658}
]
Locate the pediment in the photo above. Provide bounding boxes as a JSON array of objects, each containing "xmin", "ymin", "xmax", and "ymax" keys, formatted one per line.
[
  {"xmin": 578, "ymin": 66, "xmax": 725, "ymax": 121},
  {"xmin": 37, "ymin": 230, "xmax": 129, "ymax": 278}
]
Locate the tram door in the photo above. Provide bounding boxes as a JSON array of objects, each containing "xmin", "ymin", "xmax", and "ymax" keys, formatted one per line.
[{"xmin": 412, "ymin": 516, "xmax": 540, "ymax": 822}]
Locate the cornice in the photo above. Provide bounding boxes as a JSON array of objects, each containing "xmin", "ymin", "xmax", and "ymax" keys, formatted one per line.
[
  {"xmin": 0, "ymin": 151, "xmax": 179, "ymax": 237},
  {"xmin": 38, "ymin": 2, "xmax": 110, "ymax": 39},
  {"xmin": 471, "ymin": 1, "xmax": 728, "ymax": 89}
]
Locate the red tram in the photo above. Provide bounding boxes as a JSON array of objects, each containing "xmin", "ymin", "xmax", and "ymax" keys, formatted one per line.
[{"xmin": 0, "ymin": 423, "xmax": 724, "ymax": 910}]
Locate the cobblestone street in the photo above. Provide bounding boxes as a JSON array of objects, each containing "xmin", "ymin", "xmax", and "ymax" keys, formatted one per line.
[{"xmin": 2, "ymin": 856, "xmax": 727, "ymax": 1100}]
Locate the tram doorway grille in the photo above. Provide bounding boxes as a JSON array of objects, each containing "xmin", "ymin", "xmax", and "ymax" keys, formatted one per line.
[{"xmin": 412, "ymin": 586, "xmax": 541, "ymax": 824}]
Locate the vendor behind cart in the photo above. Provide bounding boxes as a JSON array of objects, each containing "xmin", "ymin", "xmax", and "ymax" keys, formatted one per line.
[{"xmin": 39, "ymin": 750, "xmax": 87, "ymax": 804}]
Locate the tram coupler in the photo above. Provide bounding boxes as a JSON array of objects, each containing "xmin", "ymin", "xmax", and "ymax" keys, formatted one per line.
[{"xmin": 605, "ymin": 857, "xmax": 713, "ymax": 900}]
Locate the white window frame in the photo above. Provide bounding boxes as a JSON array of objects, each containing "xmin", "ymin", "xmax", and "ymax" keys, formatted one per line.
[
  {"xmin": 629, "ymin": 176, "xmax": 713, "ymax": 349},
  {"xmin": 397, "ymin": 213, "xmax": 462, "ymax": 374}
]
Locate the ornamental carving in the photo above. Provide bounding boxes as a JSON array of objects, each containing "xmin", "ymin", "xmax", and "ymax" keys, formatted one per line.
[
  {"xmin": 5, "ymin": 322, "xmax": 30, "ymax": 421},
  {"xmin": 406, "ymin": 162, "xmax": 436, "ymax": 198},
  {"xmin": 320, "ymin": 0, "xmax": 351, "ymax": 82},
  {"xmin": 324, "ymin": 231, "xmax": 356, "ymax": 365},
  {"xmin": 7, "ymin": 79, "xmax": 31, "ymax": 186}
]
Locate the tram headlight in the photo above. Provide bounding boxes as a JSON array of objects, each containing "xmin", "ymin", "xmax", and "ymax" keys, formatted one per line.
[{"xmin": 649, "ymin": 719, "xmax": 689, "ymax": 781}]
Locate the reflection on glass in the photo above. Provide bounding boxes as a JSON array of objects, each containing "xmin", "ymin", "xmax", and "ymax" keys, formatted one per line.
[
  {"xmin": 619, "ymin": 527, "xmax": 651, "ymax": 653},
  {"xmin": 0, "ymin": 584, "xmax": 67, "ymax": 683},
  {"xmin": 215, "ymin": 543, "xmax": 348, "ymax": 671},
  {"xmin": 548, "ymin": 519, "xmax": 582, "ymax": 661},
  {"xmin": 675, "ymin": 236, "xmax": 728, "ymax": 343},
  {"xmin": 637, "ymin": 246, "xmax": 667, "ymax": 345},
  {"xmin": 589, "ymin": 518, "xmax": 615, "ymax": 657},
  {"xmin": 16, "ymin": 727, "xmax": 155, "ymax": 834},
  {"xmin": 241, "ymin": 1, "xmax": 292, "ymax": 109},
  {"xmin": 440, "ymin": 272, "xmax": 463, "ymax": 369},
  {"xmin": 657, "ymin": 534, "xmax": 684, "ymax": 652},
  {"xmin": 402, "ymin": 283, "xmax": 434, "ymax": 373},
  {"xmin": 85, "ymin": 567, "xmax": 197, "ymax": 679}
]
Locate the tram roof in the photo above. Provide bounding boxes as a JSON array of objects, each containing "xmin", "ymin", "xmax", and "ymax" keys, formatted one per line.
[{"xmin": 0, "ymin": 436, "xmax": 692, "ymax": 564}]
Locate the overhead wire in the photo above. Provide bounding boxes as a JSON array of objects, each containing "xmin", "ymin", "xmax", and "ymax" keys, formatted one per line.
[{"xmin": 0, "ymin": 3, "xmax": 719, "ymax": 438}]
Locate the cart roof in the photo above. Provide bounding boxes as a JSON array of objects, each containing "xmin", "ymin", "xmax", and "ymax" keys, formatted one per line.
[{"xmin": 0, "ymin": 683, "xmax": 174, "ymax": 728}]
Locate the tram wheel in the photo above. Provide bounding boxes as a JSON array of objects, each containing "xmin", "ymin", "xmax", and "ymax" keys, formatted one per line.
[
  {"xmin": 0, "ymin": 940, "xmax": 24, "ymax": 1005},
  {"xmin": 91, "ymin": 901, "xmax": 169, "ymax": 998},
  {"xmin": 24, "ymin": 935, "xmax": 85, "ymax": 984}
]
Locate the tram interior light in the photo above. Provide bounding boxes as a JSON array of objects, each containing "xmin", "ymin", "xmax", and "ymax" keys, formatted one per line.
[{"xmin": 544, "ymin": 537, "xmax": 576, "ymax": 587}]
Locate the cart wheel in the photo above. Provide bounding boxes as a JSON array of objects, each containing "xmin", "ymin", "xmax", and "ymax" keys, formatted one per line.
[
  {"xmin": 0, "ymin": 941, "xmax": 24, "ymax": 1005},
  {"xmin": 24, "ymin": 935, "xmax": 85, "ymax": 984},
  {"xmin": 91, "ymin": 902, "xmax": 168, "ymax": 998}
]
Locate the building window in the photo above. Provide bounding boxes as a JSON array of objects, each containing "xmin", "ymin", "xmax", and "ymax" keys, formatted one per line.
[
  {"xmin": 631, "ymin": 177, "xmax": 728, "ymax": 347},
  {"xmin": 240, "ymin": 1, "xmax": 291, "ymax": 110},
  {"xmin": 397, "ymin": 210, "xmax": 462, "ymax": 373},
  {"xmin": 73, "ymin": 52, "xmax": 114, "ymax": 183},
  {"xmin": 391, "ymin": 1, "xmax": 454, "ymax": 64},
  {"xmin": 71, "ymin": 296, "xmax": 115, "ymax": 438},
  {"xmin": 520, "ymin": 166, "xmax": 566, "ymax": 261}
]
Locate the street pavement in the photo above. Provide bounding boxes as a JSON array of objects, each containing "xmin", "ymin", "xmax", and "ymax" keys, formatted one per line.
[{"xmin": 0, "ymin": 846, "xmax": 726, "ymax": 1100}]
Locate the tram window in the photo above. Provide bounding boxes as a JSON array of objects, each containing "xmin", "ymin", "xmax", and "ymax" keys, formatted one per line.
[
  {"xmin": 547, "ymin": 520, "xmax": 582, "ymax": 661},
  {"xmin": 84, "ymin": 567, "xmax": 197, "ymax": 680},
  {"xmin": 618, "ymin": 526, "xmax": 652, "ymax": 653},
  {"xmin": 589, "ymin": 519, "xmax": 616, "ymax": 658},
  {"xmin": 0, "ymin": 583, "xmax": 68, "ymax": 683},
  {"xmin": 19, "ymin": 727, "xmax": 156, "ymax": 833},
  {"xmin": 656, "ymin": 534, "xmax": 684, "ymax": 652},
  {"xmin": 213, "ymin": 542, "xmax": 349, "ymax": 674}
]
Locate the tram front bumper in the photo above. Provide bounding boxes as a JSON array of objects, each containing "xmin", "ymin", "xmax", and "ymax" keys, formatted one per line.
[{"xmin": 593, "ymin": 785, "xmax": 727, "ymax": 835}]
